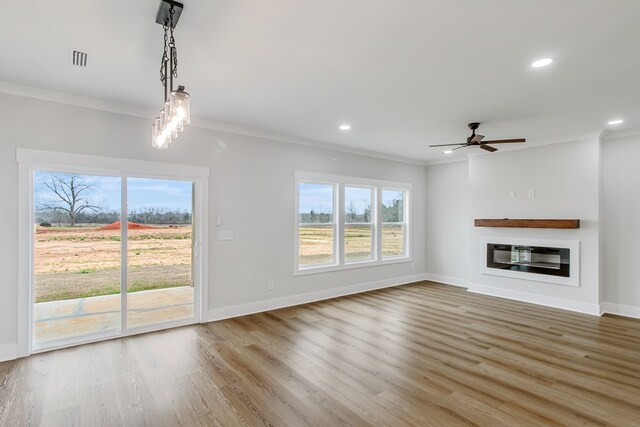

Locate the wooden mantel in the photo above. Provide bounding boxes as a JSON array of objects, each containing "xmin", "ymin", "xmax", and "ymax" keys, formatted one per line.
[{"xmin": 474, "ymin": 218, "xmax": 580, "ymax": 229}]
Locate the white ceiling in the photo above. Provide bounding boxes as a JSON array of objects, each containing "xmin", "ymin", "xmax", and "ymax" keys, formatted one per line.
[{"xmin": 3, "ymin": 0, "xmax": 640, "ymax": 162}]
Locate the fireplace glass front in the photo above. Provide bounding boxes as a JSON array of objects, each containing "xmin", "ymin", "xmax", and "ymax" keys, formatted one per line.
[{"xmin": 487, "ymin": 244, "xmax": 570, "ymax": 277}]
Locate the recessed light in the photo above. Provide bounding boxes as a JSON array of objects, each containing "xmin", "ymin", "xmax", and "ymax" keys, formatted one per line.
[
  {"xmin": 338, "ymin": 124, "xmax": 351, "ymax": 131},
  {"xmin": 531, "ymin": 57, "xmax": 554, "ymax": 68},
  {"xmin": 607, "ymin": 119, "xmax": 624, "ymax": 125},
  {"xmin": 443, "ymin": 150, "xmax": 453, "ymax": 155}
]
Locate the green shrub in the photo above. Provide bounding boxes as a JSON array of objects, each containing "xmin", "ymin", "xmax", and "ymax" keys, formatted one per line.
[{"xmin": 40, "ymin": 222, "xmax": 52, "ymax": 227}]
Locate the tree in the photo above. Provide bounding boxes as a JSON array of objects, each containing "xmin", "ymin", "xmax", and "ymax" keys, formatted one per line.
[
  {"xmin": 38, "ymin": 174, "xmax": 101, "ymax": 226},
  {"xmin": 346, "ymin": 201, "xmax": 357, "ymax": 222}
]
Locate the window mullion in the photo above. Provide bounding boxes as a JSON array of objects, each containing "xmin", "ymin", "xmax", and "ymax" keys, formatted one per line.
[
  {"xmin": 404, "ymin": 190, "xmax": 409, "ymax": 258},
  {"xmin": 337, "ymin": 183, "xmax": 344, "ymax": 266},
  {"xmin": 120, "ymin": 176, "xmax": 127, "ymax": 332},
  {"xmin": 375, "ymin": 186, "xmax": 382, "ymax": 261}
]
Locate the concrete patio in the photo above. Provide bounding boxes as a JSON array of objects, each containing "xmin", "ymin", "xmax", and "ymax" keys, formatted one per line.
[{"xmin": 34, "ymin": 286, "xmax": 194, "ymax": 345}]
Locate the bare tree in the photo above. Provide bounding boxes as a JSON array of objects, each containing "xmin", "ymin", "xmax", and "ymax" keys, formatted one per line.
[{"xmin": 38, "ymin": 174, "xmax": 101, "ymax": 226}]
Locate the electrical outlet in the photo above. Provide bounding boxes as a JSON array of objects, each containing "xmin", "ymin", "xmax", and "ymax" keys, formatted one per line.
[
  {"xmin": 218, "ymin": 230, "xmax": 233, "ymax": 241},
  {"xmin": 509, "ymin": 190, "xmax": 516, "ymax": 198},
  {"xmin": 267, "ymin": 281, "xmax": 274, "ymax": 290}
]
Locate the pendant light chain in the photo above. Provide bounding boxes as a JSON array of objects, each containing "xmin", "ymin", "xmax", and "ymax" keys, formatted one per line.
[
  {"xmin": 160, "ymin": 25, "xmax": 169, "ymax": 99},
  {"xmin": 169, "ymin": 7, "xmax": 178, "ymax": 80}
]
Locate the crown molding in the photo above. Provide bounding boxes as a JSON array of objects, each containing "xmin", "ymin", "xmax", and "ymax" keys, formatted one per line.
[
  {"xmin": 424, "ymin": 156, "xmax": 469, "ymax": 167},
  {"xmin": 0, "ymin": 80, "xmax": 427, "ymax": 166},
  {"xmin": 600, "ymin": 126, "xmax": 640, "ymax": 141}
]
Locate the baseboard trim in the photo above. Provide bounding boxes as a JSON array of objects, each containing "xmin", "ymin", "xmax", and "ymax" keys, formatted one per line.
[
  {"xmin": 423, "ymin": 273, "xmax": 468, "ymax": 288},
  {"xmin": 206, "ymin": 273, "xmax": 428, "ymax": 322},
  {"xmin": 0, "ymin": 343, "xmax": 18, "ymax": 363},
  {"xmin": 600, "ymin": 302, "xmax": 640, "ymax": 319},
  {"xmin": 467, "ymin": 282, "xmax": 601, "ymax": 316}
]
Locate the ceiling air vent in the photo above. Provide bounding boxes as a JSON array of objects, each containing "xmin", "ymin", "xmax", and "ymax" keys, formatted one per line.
[{"xmin": 69, "ymin": 48, "xmax": 88, "ymax": 67}]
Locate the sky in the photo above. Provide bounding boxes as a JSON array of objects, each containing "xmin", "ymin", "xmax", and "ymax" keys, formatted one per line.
[
  {"xmin": 34, "ymin": 172, "xmax": 193, "ymax": 213},
  {"xmin": 298, "ymin": 183, "xmax": 404, "ymax": 214}
]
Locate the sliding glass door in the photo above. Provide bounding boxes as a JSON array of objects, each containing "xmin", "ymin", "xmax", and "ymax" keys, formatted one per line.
[
  {"xmin": 33, "ymin": 172, "xmax": 122, "ymax": 347},
  {"xmin": 32, "ymin": 171, "xmax": 198, "ymax": 350},
  {"xmin": 126, "ymin": 177, "xmax": 194, "ymax": 329}
]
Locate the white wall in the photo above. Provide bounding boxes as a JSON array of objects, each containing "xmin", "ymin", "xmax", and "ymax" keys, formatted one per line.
[
  {"xmin": 467, "ymin": 139, "xmax": 600, "ymax": 313},
  {"xmin": 600, "ymin": 132, "xmax": 640, "ymax": 316},
  {"xmin": 0, "ymin": 93, "xmax": 428, "ymax": 353},
  {"xmin": 424, "ymin": 160, "xmax": 469, "ymax": 284},
  {"xmin": 425, "ymin": 139, "xmax": 601, "ymax": 314}
]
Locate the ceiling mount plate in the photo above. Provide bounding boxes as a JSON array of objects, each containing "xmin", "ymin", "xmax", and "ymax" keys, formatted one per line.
[{"xmin": 155, "ymin": 0, "xmax": 184, "ymax": 28}]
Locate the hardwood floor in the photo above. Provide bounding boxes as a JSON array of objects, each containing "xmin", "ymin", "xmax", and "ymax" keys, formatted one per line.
[{"xmin": 1, "ymin": 281, "xmax": 639, "ymax": 426}]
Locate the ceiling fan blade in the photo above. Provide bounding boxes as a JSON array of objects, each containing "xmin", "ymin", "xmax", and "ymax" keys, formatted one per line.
[
  {"xmin": 481, "ymin": 138, "xmax": 526, "ymax": 144},
  {"xmin": 428, "ymin": 143, "xmax": 466, "ymax": 147},
  {"xmin": 480, "ymin": 144, "xmax": 498, "ymax": 153},
  {"xmin": 452, "ymin": 145, "xmax": 468, "ymax": 151},
  {"xmin": 471, "ymin": 134, "xmax": 485, "ymax": 143}
]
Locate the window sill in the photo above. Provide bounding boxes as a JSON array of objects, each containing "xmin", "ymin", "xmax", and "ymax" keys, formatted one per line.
[{"xmin": 294, "ymin": 256, "xmax": 412, "ymax": 276}]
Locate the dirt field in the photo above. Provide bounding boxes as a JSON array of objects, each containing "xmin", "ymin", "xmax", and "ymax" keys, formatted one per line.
[
  {"xmin": 299, "ymin": 224, "xmax": 404, "ymax": 266},
  {"xmin": 35, "ymin": 225, "xmax": 192, "ymax": 274},
  {"xmin": 34, "ymin": 225, "xmax": 192, "ymax": 303},
  {"xmin": 35, "ymin": 223, "xmax": 406, "ymax": 302}
]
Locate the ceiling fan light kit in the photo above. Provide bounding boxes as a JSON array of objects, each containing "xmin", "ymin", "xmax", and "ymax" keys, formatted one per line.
[{"xmin": 429, "ymin": 122, "xmax": 526, "ymax": 154}]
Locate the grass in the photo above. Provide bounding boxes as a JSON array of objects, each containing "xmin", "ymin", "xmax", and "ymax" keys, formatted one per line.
[
  {"xmin": 299, "ymin": 224, "xmax": 404, "ymax": 266},
  {"xmin": 35, "ymin": 225, "xmax": 193, "ymax": 303},
  {"xmin": 35, "ymin": 265, "xmax": 191, "ymax": 303}
]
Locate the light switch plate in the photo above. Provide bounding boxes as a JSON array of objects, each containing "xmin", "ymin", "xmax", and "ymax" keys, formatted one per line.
[
  {"xmin": 509, "ymin": 190, "xmax": 516, "ymax": 199},
  {"xmin": 528, "ymin": 189, "xmax": 535, "ymax": 198},
  {"xmin": 218, "ymin": 230, "xmax": 233, "ymax": 241}
]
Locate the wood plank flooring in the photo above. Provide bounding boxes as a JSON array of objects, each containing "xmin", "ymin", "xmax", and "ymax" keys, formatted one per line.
[{"xmin": 1, "ymin": 281, "xmax": 639, "ymax": 426}]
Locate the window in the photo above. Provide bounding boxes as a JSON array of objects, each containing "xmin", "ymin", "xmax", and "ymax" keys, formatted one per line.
[
  {"xmin": 381, "ymin": 189, "xmax": 406, "ymax": 258},
  {"xmin": 295, "ymin": 172, "xmax": 410, "ymax": 274},
  {"xmin": 344, "ymin": 186, "xmax": 373, "ymax": 263},
  {"xmin": 298, "ymin": 182, "xmax": 336, "ymax": 267}
]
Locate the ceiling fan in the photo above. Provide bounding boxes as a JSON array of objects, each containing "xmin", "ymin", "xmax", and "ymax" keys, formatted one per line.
[{"xmin": 429, "ymin": 122, "xmax": 526, "ymax": 153}]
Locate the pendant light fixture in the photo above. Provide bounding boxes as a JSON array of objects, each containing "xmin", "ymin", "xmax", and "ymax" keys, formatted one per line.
[{"xmin": 152, "ymin": 0, "xmax": 190, "ymax": 149}]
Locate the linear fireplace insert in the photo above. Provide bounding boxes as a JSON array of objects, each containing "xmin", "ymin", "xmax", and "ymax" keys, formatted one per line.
[{"xmin": 486, "ymin": 243, "xmax": 570, "ymax": 277}]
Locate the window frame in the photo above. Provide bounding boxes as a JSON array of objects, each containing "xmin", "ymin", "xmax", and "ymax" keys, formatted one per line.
[
  {"xmin": 381, "ymin": 187, "xmax": 409, "ymax": 260},
  {"xmin": 17, "ymin": 148, "xmax": 209, "ymax": 357},
  {"xmin": 295, "ymin": 180, "xmax": 338, "ymax": 269},
  {"xmin": 294, "ymin": 171, "xmax": 411, "ymax": 275},
  {"xmin": 343, "ymin": 185, "xmax": 376, "ymax": 264}
]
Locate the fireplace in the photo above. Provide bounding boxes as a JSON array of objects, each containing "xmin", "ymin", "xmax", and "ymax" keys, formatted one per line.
[
  {"xmin": 487, "ymin": 244, "xmax": 570, "ymax": 277},
  {"xmin": 480, "ymin": 237, "xmax": 579, "ymax": 287}
]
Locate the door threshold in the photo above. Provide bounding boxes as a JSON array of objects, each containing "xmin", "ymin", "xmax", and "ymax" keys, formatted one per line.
[{"xmin": 32, "ymin": 317, "xmax": 199, "ymax": 354}]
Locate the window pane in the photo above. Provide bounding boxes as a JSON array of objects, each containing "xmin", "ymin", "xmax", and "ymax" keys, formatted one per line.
[
  {"xmin": 345, "ymin": 186, "xmax": 373, "ymax": 262},
  {"xmin": 299, "ymin": 182, "xmax": 335, "ymax": 267},
  {"xmin": 382, "ymin": 190, "xmax": 406, "ymax": 258},
  {"xmin": 382, "ymin": 190, "xmax": 404, "ymax": 222},
  {"xmin": 33, "ymin": 172, "xmax": 121, "ymax": 346},
  {"xmin": 299, "ymin": 183, "xmax": 334, "ymax": 224},
  {"xmin": 345, "ymin": 224, "xmax": 373, "ymax": 262},
  {"xmin": 299, "ymin": 224, "xmax": 334, "ymax": 266},
  {"xmin": 345, "ymin": 186, "xmax": 372, "ymax": 223},
  {"xmin": 127, "ymin": 178, "xmax": 194, "ymax": 329},
  {"xmin": 382, "ymin": 224, "xmax": 405, "ymax": 258}
]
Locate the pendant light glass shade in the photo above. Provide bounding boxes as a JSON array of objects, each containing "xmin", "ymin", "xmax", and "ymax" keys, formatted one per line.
[
  {"xmin": 151, "ymin": 120, "xmax": 160, "ymax": 148},
  {"xmin": 169, "ymin": 85, "xmax": 190, "ymax": 125},
  {"xmin": 170, "ymin": 115, "xmax": 179, "ymax": 138},
  {"xmin": 152, "ymin": 117, "xmax": 170, "ymax": 149}
]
